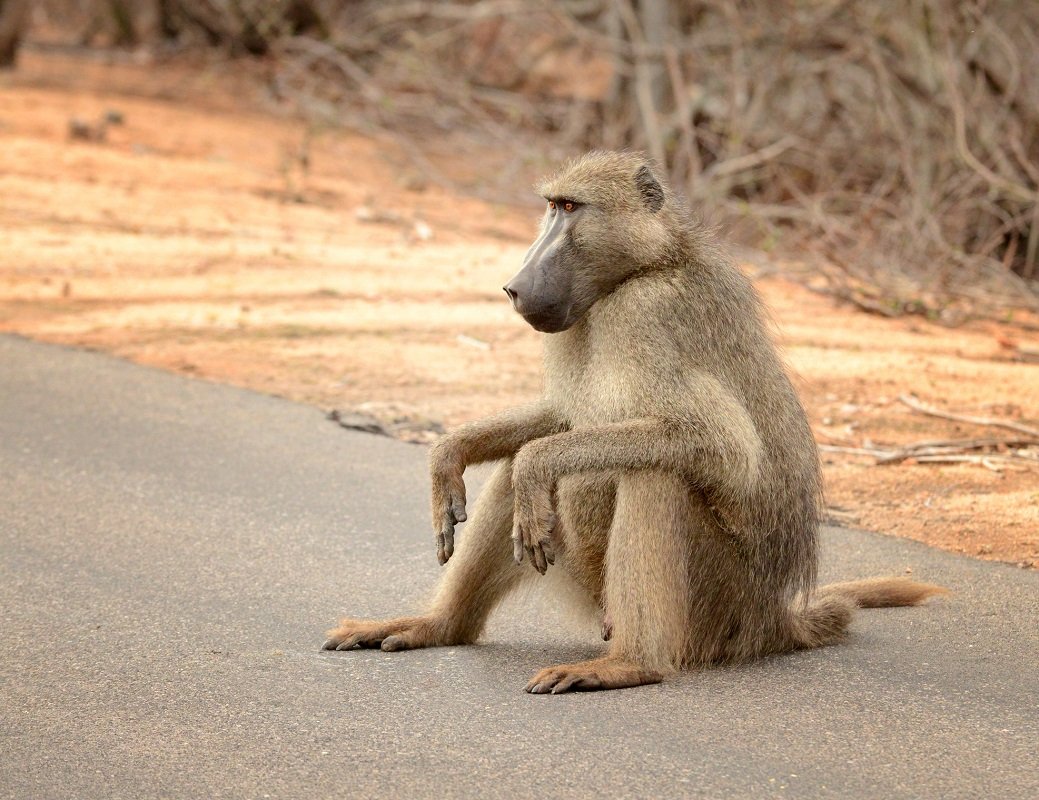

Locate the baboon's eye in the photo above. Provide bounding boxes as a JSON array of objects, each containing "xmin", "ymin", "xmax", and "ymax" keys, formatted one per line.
[
  {"xmin": 563, "ymin": 201, "xmax": 575, "ymax": 213},
  {"xmin": 547, "ymin": 200, "xmax": 556, "ymax": 211}
]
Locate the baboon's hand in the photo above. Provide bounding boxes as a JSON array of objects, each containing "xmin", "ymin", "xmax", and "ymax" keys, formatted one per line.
[
  {"xmin": 430, "ymin": 443, "xmax": 467, "ymax": 565},
  {"xmin": 511, "ymin": 450, "xmax": 558, "ymax": 575}
]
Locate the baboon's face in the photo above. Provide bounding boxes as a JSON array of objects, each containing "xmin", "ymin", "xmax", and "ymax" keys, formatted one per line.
[
  {"xmin": 504, "ymin": 199, "xmax": 594, "ymax": 333},
  {"xmin": 504, "ymin": 159, "xmax": 669, "ymax": 334}
]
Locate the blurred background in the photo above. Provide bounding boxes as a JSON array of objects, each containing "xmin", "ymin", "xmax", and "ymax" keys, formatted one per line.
[
  {"xmin": 5, "ymin": 0, "xmax": 1039, "ymax": 309},
  {"xmin": 1, "ymin": 0, "xmax": 1036, "ymax": 564}
]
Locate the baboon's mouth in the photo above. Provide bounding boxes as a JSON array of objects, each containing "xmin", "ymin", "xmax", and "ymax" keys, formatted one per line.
[{"xmin": 520, "ymin": 305, "xmax": 574, "ymax": 334}]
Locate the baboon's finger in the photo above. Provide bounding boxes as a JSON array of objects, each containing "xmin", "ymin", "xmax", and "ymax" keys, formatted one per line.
[
  {"xmin": 532, "ymin": 544, "xmax": 548, "ymax": 574},
  {"xmin": 526, "ymin": 544, "xmax": 545, "ymax": 574},
  {"xmin": 442, "ymin": 525, "xmax": 454, "ymax": 561},
  {"xmin": 436, "ymin": 527, "xmax": 454, "ymax": 565},
  {"xmin": 451, "ymin": 495, "xmax": 467, "ymax": 523},
  {"xmin": 512, "ymin": 532, "xmax": 524, "ymax": 564}
]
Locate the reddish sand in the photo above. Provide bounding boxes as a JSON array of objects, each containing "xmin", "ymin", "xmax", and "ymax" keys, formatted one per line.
[{"xmin": 2, "ymin": 50, "xmax": 1037, "ymax": 568}]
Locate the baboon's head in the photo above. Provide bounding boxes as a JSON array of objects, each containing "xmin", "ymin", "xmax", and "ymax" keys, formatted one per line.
[{"xmin": 504, "ymin": 151, "xmax": 675, "ymax": 333}]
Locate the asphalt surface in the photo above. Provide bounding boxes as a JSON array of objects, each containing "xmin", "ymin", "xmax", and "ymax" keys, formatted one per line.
[{"xmin": 0, "ymin": 333, "xmax": 1036, "ymax": 800}]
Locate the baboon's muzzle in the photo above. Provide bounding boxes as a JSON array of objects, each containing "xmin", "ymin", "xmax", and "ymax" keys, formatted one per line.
[{"xmin": 504, "ymin": 209, "xmax": 578, "ymax": 333}]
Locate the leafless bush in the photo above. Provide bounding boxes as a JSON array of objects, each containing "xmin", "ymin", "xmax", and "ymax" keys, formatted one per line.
[
  {"xmin": 263, "ymin": 0, "xmax": 1039, "ymax": 315},
  {"xmin": 25, "ymin": 0, "xmax": 1039, "ymax": 315},
  {"xmin": 616, "ymin": 0, "xmax": 1039, "ymax": 316},
  {"xmin": 0, "ymin": 0, "xmax": 30, "ymax": 66}
]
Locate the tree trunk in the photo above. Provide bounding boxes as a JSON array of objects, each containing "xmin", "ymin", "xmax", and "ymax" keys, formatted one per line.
[
  {"xmin": 0, "ymin": 0, "xmax": 30, "ymax": 69},
  {"xmin": 633, "ymin": 0, "xmax": 669, "ymax": 167}
]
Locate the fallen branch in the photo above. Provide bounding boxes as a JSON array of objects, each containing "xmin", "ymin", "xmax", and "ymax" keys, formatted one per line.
[
  {"xmin": 911, "ymin": 455, "xmax": 1008, "ymax": 473},
  {"xmin": 818, "ymin": 435, "xmax": 1039, "ymax": 468},
  {"xmin": 874, "ymin": 436, "xmax": 1039, "ymax": 464},
  {"xmin": 818, "ymin": 444, "xmax": 891, "ymax": 459},
  {"xmin": 898, "ymin": 394, "xmax": 1039, "ymax": 438}
]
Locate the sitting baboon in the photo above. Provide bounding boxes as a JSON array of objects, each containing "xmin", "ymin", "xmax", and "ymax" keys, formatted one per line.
[{"xmin": 323, "ymin": 150, "xmax": 946, "ymax": 693}]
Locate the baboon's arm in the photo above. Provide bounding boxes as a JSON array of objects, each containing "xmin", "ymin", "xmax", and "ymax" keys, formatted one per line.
[
  {"xmin": 431, "ymin": 402, "xmax": 565, "ymax": 471},
  {"xmin": 511, "ymin": 413, "xmax": 761, "ymax": 572},
  {"xmin": 430, "ymin": 402, "xmax": 565, "ymax": 565}
]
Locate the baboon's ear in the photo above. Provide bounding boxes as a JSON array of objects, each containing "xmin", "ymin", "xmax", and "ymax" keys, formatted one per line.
[{"xmin": 634, "ymin": 165, "xmax": 665, "ymax": 213}]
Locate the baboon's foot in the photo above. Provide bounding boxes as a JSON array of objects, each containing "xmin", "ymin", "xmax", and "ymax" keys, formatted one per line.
[
  {"xmin": 525, "ymin": 656, "xmax": 663, "ymax": 694},
  {"xmin": 322, "ymin": 616, "xmax": 459, "ymax": 652}
]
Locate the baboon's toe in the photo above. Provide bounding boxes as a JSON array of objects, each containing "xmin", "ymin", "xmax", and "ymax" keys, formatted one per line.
[
  {"xmin": 323, "ymin": 616, "xmax": 456, "ymax": 653},
  {"xmin": 525, "ymin": 657, "xmax": 662, "ymax": 694}
]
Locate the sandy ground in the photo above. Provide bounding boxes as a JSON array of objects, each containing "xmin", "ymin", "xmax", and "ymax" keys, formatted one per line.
[{"xmin": 2, "ymin": 50, "xmax": 1037, "ymax": 568}]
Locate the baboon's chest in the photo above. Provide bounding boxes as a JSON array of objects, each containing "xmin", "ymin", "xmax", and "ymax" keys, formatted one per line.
[{"xmin": 546, "ymin": 346, "xmax": 642, "ymax": 427}]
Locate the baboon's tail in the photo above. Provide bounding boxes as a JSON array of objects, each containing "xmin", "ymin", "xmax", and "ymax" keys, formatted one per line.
[
  {"xmin": 787, "ymin": 577, "xmax": 949, "ymax": 650},
  {"xmin": 817, "ymin": 577, "xmax": 950, "ymax": 608}
]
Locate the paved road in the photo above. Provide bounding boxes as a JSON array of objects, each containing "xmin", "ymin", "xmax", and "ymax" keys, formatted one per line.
[{"xmin": 1, "ymin": 334, "xmax": 1036, "ymax": 799}]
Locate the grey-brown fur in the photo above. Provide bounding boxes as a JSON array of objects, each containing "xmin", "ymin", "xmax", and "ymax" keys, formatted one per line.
[{"xmin": 323, "ymin": 151, "xmax": 947, "ymax": 693}]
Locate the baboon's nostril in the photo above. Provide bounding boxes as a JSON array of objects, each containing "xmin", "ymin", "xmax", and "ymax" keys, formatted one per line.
[{"xmin": 503, "ymin": 285, "xmax": 519, "ymax": 303}]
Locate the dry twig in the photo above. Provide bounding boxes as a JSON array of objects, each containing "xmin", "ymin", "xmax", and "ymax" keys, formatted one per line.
[{"xmin": 898, "ymin": 394, "xmax": 1039, "ymax": 439}]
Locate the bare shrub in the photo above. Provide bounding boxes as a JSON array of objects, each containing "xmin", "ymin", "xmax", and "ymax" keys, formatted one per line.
[
  {"xmin": 0, "ymin": 0, "xmax": 30, "ymax": 67},
  {"xmin": 23, "ymin": 0, "xmax": 1039, "ymax": 315}
]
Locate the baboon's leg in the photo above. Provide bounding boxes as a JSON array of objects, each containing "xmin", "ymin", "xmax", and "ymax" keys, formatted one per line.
[
  {"xmin": 324, "ymin": 461, "xmax": 525, "ymax": 652},
  {"xmin": 511, "ymin": 413, "xmax": 761, "ymax": 574},
  {"xmin": 682, "ymin": 501, "xmax": 767, "ymax": 664},
  {"xmin": 554, "ymin": 472, "xmax": 616, "ymax": 604},
  {"xmin": 526, "ymin": 471, "xmax": 692, "ymax": 693}
]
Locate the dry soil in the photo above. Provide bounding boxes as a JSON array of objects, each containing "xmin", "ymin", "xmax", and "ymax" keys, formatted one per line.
[{"xmin": 2, "ymin": 49, "xmax": 1037, "ymax": 568}]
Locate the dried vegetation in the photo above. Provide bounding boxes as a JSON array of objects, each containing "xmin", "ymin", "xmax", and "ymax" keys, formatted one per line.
[{"xmin": 14, "ymin": 0, "xmax": 1039, "ymax": 317}]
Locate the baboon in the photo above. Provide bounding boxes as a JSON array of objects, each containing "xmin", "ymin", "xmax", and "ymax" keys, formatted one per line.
[{"xmin": 323, "ymin": 151, "xmax": 946, "ymax": 693}]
